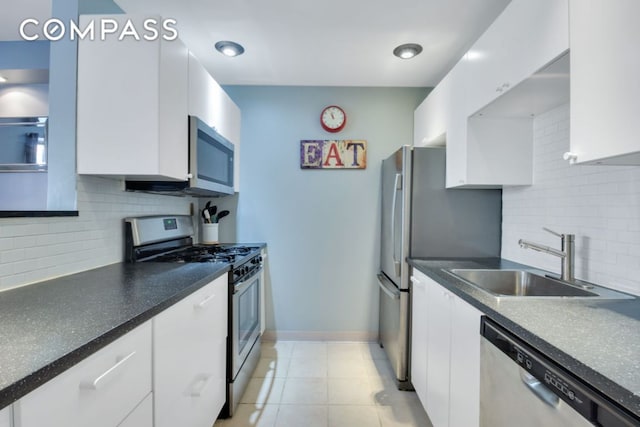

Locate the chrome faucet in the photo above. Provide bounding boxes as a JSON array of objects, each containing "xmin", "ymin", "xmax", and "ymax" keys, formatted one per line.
[{"xmin": 518, "ymin": 227, "xmax": 575, "ymax": 282}]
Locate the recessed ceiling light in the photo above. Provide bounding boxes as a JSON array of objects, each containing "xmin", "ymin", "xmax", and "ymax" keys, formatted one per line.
[
  {"xmin": 0, "ymin": 75, "xmax": 7, "ymax": 83},
  {"xmin": 393, "ymin": 43, "xmax": 423, "ymax": 60},
  {"xmin": 215, "ymin": 41, "xmax": 245, "ymax": 57}
]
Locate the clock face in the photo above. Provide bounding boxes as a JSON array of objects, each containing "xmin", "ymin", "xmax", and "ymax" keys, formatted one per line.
[{"xmin": 321, "ymin": 105, "xmax": 346, "ymax": 133}]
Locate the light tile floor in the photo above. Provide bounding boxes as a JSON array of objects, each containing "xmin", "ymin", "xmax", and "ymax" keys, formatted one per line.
[{"xmin": 215, "ymin": 341, "xmax": 432, "ymax": 427}]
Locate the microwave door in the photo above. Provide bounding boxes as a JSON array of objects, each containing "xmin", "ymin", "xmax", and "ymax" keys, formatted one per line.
[{"xmin": 188, "ymin": 116, "xmax": 235, "ymax": 195}]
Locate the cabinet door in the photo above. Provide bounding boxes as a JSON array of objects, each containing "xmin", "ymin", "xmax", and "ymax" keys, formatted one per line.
[
  {"xmin": 425, "ymin": 281, "xmax": 452, "ymax": 427},
  {"xmin": 449, "ymin": 297, "xmax": 482, "ymax": 427},
  {"xmin": 16, "ymin": 322, "xmax": 152, "ymax": 427},
  {"xmin": 0, "ymin": 405, "xmax": 10, "ymax": 427},
  {"xmin": 444, "ymin": 61, "xmax": 469, "ymax": 188},
  {"xmin": 153, "ymin": 275, "xmax": 228, "ymax": 427},
  {"xmin": 465, "ymin": 0, "xmax": 568, "ymax": 115},
  {"xmin": 414, "ymin": 75, "xmax": 450, "ymax": 147},
  {"xmin": 570, "ymin": 0, "xmax": 640, "ymax": 165},
  {"xmin": 410, "ymin": 273, "xmax": 428, "ymax": 408},
  {"xmin": 77, "ymin": 15, "xmax": 188, "ymax": 180},
  {"xmin": 118, "ymin": 393, "xmax": 152, "ymax": 427}
]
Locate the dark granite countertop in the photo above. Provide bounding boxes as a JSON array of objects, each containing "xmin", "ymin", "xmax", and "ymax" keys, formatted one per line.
[
  {"xmin": 0, "ymin": 261, "xmax": 230, "ymax": 410},
  {"xmin": 409, "ymin": 257, "xmax": 640, "ymax": 420}
]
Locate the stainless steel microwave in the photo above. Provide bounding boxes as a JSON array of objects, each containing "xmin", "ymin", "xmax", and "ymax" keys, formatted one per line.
[{"xmin": 125, "ymin": 116, "xmax": 235, "ymax": 197}]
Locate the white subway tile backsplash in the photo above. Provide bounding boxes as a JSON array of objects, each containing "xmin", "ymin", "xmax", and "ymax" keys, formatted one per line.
[
  {"xmin": 0, "ymin": 175, "xmax": 194, "ymax": 291},
  {"xmin": 502, "ymin": 103, "xmax": 640, "ymax": 295}
]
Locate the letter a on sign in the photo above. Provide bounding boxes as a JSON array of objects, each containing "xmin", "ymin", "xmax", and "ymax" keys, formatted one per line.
[{"xmin": 300, "ymin": 140, "xmax": 367, "ymax": 169}]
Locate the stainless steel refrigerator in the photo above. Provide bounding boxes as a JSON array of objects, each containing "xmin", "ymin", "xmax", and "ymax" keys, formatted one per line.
[{"xmin": 377, "ymin": 145, "xmax": 502, "ymax": 389}]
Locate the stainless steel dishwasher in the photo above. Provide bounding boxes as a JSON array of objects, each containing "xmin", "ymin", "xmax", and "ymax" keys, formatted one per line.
[{"xmin": 480, "ymin": 317, "xmax": 639, "ymax": 427}]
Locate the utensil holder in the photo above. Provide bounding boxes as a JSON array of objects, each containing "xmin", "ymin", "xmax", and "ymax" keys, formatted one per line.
[{"xmin": 202, "ymin": 223, "xmax": 219, "ymax": 244}]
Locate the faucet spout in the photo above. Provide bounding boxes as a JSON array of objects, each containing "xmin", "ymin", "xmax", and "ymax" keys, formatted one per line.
[
  {"xmin": 518, "ymin": 229, "xmax": 575, "ymax": 283},
  {"xmin": 518, "ymin": 239, "xmax": 566, "ymax": 258}
]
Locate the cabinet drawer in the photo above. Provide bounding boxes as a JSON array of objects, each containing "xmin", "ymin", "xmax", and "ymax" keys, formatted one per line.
[
  {"xmin": 0, "ymin": 405, "xmax": 11, "ymax": 427},
  {"xmin": 16, "ymin": 322, "xmax": 152, "ymax": 427},
  {"xmin": 154, "ymin": 275, "xmax": 228, "ymax": 427},
  {"xmin": 118, "ymin": 393, "xmax": 152, "ymax": 427}
]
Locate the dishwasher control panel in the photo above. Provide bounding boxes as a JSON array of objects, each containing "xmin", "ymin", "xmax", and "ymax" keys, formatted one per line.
[{"xmin": 481, "ymin": 317, "xmax": 640, "ymax": 427}]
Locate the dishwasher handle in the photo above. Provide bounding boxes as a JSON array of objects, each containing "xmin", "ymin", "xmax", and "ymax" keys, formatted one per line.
[{"xmin": 520, "ymin": 369, "xmax": 560, "ymax": 408}]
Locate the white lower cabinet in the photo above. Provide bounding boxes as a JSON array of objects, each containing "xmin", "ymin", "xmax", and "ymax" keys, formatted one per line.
[
  {"xmin": 0, "ymin": 405, "xmax": 11, "ymax": 427},
  {"xmin": 410, "ymin": 275, "xmax": 428, "ymax": 404},
  {"xmin": 425, "ymin": 280, "xmax": 453, "ymax": 427},
  {"xmin": 153, "ymin": 275, "xmax": 228, "ymax": 427},
  {"xmin": 14, "ymin": 322, "xmax": 152, "ymax": 427},
  {"xmin": 449, "ymin": 293, "xmax": 482, "ymax": 427},
  {"xmin": 118, "ymin": 393, "xmax": 152, "ymax": 427},
  {"xmin": 411, "ymin": 269, "xmax": 483, "ymax": 427}
]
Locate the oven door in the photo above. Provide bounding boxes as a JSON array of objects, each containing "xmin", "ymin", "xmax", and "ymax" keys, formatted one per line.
[{"xmin": 231, "ymin": 268, "xmax": 261, "ymax": 379}]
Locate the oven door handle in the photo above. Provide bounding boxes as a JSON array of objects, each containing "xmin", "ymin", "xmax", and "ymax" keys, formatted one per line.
[{"xmin": 234, "ymin": 268, "xmax": 262, "ymax": 294}]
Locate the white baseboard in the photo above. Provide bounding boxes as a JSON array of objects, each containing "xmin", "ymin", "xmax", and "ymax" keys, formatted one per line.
[{"xmin": 261, "ymin": 330, "xmax": 378, "ymax": 342}]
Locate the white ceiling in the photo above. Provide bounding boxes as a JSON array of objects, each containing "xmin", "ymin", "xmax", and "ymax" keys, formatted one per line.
[
  {"xmin": 2, "ymin": 0, "xmax": 511, "ymax": 87},
  {"xmin": 114, "ymin": 0, "xmax": 511, "ymax": 87}
]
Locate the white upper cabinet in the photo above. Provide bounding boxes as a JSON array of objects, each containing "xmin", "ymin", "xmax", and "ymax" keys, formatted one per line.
[
  {"xmin": 465, "ymin": 0, "xmax": 569, "ymax": 116},
  {"xmin": 77, "ymin": 15, "xmax": 189, "ymax": 181},
  {"xmin": 414, "ymin": 0, "xmax": 569, "ymax": 188},
  {"xmin": 414, "ymin": 74, "xmax": 451, "ymax": 147},
  {"xmin": 569, "ymin": 0, "xmax": 640, "ymax": 165},
  {"xmin": 188, "ymin": 54, "xmax": 241, "ymax": 191}
]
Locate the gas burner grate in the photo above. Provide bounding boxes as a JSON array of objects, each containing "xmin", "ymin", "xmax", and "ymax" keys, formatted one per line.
[{"xmin": 150, "ymin": 245, "xmax": 259, "ymax": 264}]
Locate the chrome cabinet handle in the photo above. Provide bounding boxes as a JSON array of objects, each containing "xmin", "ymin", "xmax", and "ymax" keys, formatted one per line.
[
  {"xmin": 194, "ymin": 293, "xmax": 216, "ymax": 309},
  {"xmin": 520, "ymin": 369, "xmax": 559, "ymax": 408},
  {"xmin": 80, "ymin": 351, "xmax": 136, "ymax": 390}
]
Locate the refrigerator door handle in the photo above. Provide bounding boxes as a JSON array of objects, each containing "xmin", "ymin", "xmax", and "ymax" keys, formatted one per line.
[
  {"xmin": 377, "ymin": 273, "xmax": 401, "ymax": 300},
  {"xmin": 391, "ymin": 173, "xmax": 402, "ymax": 276}
]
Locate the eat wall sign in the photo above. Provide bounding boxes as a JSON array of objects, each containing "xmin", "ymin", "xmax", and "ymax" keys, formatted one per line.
[{"xmin": 300, "ymin": 140, "xmax": 367, "ymax": 169}]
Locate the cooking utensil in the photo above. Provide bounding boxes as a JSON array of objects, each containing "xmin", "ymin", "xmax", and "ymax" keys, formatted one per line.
[
  {"xmin": 203, "ymin": 209, "xmax": 211, "ymax": 223},
  {"xmin": 208, "ymin": 205, "xmax": 217, "ymax": 218},
  {"xmin": 215, "ymin": 210, "xmax": 230, "ymax": 223}
]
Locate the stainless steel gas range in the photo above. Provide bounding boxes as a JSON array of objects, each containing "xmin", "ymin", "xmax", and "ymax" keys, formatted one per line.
[{"xmin": 124, "ymin": 215, "xmax": 263, "ymax": 418}]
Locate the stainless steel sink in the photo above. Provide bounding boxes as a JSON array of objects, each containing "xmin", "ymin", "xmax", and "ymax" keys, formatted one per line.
[{"xmin": 445, "ymin": 269, "xmax": 633, "ymax": 299}]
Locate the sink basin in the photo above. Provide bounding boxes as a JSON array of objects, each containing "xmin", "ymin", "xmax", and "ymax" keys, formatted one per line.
[{"xmin": 447, "ymin": 269, "xmax": 599, "ymax": 298}]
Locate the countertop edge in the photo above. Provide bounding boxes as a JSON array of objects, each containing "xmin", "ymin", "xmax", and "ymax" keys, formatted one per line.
[
  {"xmin": 0, "ymin": 264, "xmax": 230, "ymax": 410},
  {"xmin": 408, "ymin": 257, "xmax": 640, "ymax": 420}
]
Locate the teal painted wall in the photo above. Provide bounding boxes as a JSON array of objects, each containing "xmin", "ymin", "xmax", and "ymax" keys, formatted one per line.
[{"xmin": 224, "ymin": 85, "xmax": 428, "ymax": 338}]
